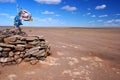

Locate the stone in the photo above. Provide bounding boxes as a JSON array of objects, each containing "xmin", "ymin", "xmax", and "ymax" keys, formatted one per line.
[
  {"xmin": 25, "ymin": 44, "xmax": 34, "ymax": 49},
  {"xmin": 29, "ymin": 57, "xmax": 39, "ymax": 65},
  {"xmin": 0, "ymin": 47, "xmax": 3, "ymax": 51},
  {"xmin": 14, "ymin": 54, "xmax": 20, "ymax": 60},
  {"xmin": 11, "ymin": 61, "xmax": 17, "ymax": 65},
  {"xmin": 40, "ymin": 41, "xmax": 46, "ymax": 47},
  {"xmin": 9, "ymin": 40, "xmax": 26, "ymax": 45},
  {"xmin": 40, "ymin": 41, "xmax": 46, "ymax": 44},
  {"xmin": 0, "ymin": 28, "xmax": 27, "ymax": 37},
  {"xmin": 24, "ymin": 58, "xmax": 31, "ymax": 62},
  {"xmin": 3, "ymin": 48, "xmax": 11, "ymax": 52},
  {"xmin": 46, "ymin": 46, "xmax": 51, "ymax": 56},
  {"xmin": 15, "ymin": 52, "xmax": 21, "ymax": 55},
  {"xmin": 9, "ymin": 51, "xmax": 14, "ymax": 57},
  {"xmin": 21, "ymin": 51, "xmax": 25, "ymax": 54},
  {"xmin": 21, "ymin": 36, "xmax": 39, "ymax": 41},
  {"xmin": 0, "ymin": 57, "xmax": 13, "ymax": 63},
  {"xmin": 8, "ymin": 57, "xmax": 14, "ymax": 62},
  {"xmin": 0, "ymin": 58, "xmax": 8, "ymax": 63},
  {"xmin": 4, "ymin": 36, "xmax": 17, "ymax": 43},
  {"xmin": 11, "ymin": 35, "xmax": 23, "ymax": 40},
  {"xmin": 17, "ymin": 44, "xmax": 26, "ymax": 47},
  {"xmin": 25, "ymin": 46, "xmax": 41, "ymax": 56},
  {"xmin": 15, "ymin": 58, "xmax": 22, "ymax": 64},
  {"xmin": 0, "ymin": 43, "xmax": 15, "ymax": 48},
  {"xmin": 28, "ymin": 41, "xmax": 40, "ymax": 46},
  {"xmin": 34, "ymin": 49, "xmax": 46, "ymax": 57},
  {"xmin": 4, "ymin": 62, "xmax": 12, "ymax": 65},
  {"xmin": 14, "ymin": 46, "xmax": 24, "ymax": 51},
  {"xmin": 19, "ymin": 52, "xmax": 25, "ymax": 57},
  {"xmin": 1, "ymin": 52, "xmax": 9, "ymax": 58}
]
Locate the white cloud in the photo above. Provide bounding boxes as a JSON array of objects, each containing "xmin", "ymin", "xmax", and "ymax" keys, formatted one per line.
[
  {"xmin": 0, "ymin": 13, "xmax": 9, "ymax": 17},
  {"xmin": 87, "ymin": 8, "xmax": 91, "ymax": 10},
  {"xmin": 39, "ymin": 18, "xmax": 53, "ymax": 22},
  {"xmin": 0, "ymin": 0, "xmax": 16, "ymax": 3},
  {"xmin": 36, "ymin": 17, "xmax": 59, "ymax": 24},
  {"xmin": 34, "ymin": 17, "xmax": 64, "ymax": 25},
  {"xmin": 115, "ymin": 14, "xmax": 120, "ymax": 16},
  {"xmin": 87, "ymin": 12, "xmax": 91, "ymax": 15},
  {"xmin": 42, "ymin": 11, "xmax": 54, "ymax": 14},
  {"xmin": 88, "ymin": 21, "xmax": 95, "ymax": 23},
  {"xmin": 0, "ymin": 13, "xmax": 14, "ymax": 19},
  {"xmin": 115, "ymin": 19, "xmax": 120, "ymax": 23},
  {"xmin": 83, "ymin": 12, "xmax": 91, "ymax": 16},
  {"xmin": 34, "ymin": 0, "xmax": 61, "ymax": 4},
  {"xmin": 97, "ymin": 20, "xmax": 103, "ymax": 22},
  {"xmin": 41, "ymin": 10, "xmax": 60, "ymax": 17},
  {"xmin": 91, "ymin": 15, "xmax": 96, "ymax": 17},
  {"xmin": 55, "ymin": 14, "xmax": 60, "ymax": 16},
  {"xmin": 9, "ymin": 16, "xmax": 15, "ymax": 19},
  {"xmin": 106, "ymin": 19, "xmax": 114, "ymax": 23},
  {"xmin": 95, "ymin": 4, "xmax": 106, "ymax": 10},
  {"xmin": 99, "ymin": 15, "xmax": 108, "ymax": 18},
  {"xmin": 106, "ymin": 19, "xmax": 120, "ymax": 23},
  {"xmin": 104, "ymin": 19, "xmax": 120, "ymax": 26},
  {"xmin": 61, "ymin": 5, "xmax": 77, "ymax": 12}
]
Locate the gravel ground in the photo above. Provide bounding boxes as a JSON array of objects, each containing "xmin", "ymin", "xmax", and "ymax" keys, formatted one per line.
[{"xmin": 0, "ymin": 27, "xmax": 120, "ymax": 80}]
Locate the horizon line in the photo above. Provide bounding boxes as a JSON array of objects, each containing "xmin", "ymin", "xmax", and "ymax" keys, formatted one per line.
[{"xmin": 0, "ymin": 26, "xmax": 120, "ymax": 28}]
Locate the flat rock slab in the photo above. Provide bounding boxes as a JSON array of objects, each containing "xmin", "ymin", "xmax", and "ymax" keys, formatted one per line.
[
  {"xmin": 4, "ymin": 36, "xmax": 17, "ymax": 43},
  {"xmin": 21, "ymin": 36, "xmax": 39, "ymax": 41},
  {"xmin": 24, "ymin": 44, "xmax": 34, "ymax": 49},
  {"xmin": 0, "ymin": 57, "xmax": 13, "ymax": 63},
  {"xmin": 25, "ymin": 46, "xmax": 41, "ymax": 56},
  {"xmin": 14, "ymin": 46, "xmax": 24, "ymax": 51},
  {"xmin": 28, "ymin": 41, "xmax": 40, "ymax": 46},
  {"xmin": 0, "ymin": 43, "xmax": 15, "ymax": 48},
  {"xmin": 9, "ymin": 40, "xmax": 26, "ymax": 45},
  {"xmin": 3, "ymin": 48, "xmax": 11, "ymax": 52}
]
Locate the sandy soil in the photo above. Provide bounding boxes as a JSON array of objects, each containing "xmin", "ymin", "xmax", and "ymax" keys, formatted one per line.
[{"xmin": 0, "ymin": 27, "xmax": 120, "ymax": 80}]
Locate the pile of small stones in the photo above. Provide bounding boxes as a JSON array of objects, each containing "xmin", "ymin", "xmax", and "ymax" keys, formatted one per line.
[{"xmin": 0, "ymin": 28, "xmax": 51, "ymax": 65}]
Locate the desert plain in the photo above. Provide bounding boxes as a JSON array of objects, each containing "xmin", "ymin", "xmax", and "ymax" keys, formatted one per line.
[{"xmin": 0, "ymin": 27, "xmax": 120, "ymax": 80}]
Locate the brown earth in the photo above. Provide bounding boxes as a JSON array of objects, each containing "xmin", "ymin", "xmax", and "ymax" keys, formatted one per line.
[{"xmin": 0, "ymin": 27, "xmax": 120, "ymax": 80}]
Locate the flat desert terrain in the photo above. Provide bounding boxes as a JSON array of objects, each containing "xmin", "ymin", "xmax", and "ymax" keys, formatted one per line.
[{"xmin": 0, "ymin": 27, "xmax": 120, "ymax": 80}]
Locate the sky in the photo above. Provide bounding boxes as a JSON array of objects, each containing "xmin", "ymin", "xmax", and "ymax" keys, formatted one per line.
[{"xmin": 0, "ymin": 0, "xmax": 120, "ymax": 27}]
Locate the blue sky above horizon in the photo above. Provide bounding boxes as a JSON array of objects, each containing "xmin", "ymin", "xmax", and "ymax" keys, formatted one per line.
[{"xmin": 0, "ymin": 0, "xmax": 120, "ymax": 27}]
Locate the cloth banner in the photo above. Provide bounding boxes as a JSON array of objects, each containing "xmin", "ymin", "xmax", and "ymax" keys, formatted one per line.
[{"xmin": 18, "ymin": 8, "xmax": 33, "ymax": 21}]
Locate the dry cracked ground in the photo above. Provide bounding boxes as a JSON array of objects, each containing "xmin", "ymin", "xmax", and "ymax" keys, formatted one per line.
[{"xmin": 0, "ymin": 27, "xmax": 120, "ymax": 80}]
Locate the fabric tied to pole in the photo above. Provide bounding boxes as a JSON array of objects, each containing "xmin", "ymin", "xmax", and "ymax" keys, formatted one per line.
[
  {"xmin": 18, "ymin": 8, "xmax": 33, "ymax": 21},
  {"xmin": 14, "ymin": 15, "xmax": 23, "ymax": 27}
]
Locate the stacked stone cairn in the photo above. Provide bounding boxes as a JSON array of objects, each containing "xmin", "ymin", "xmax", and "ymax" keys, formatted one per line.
[{"xmin": 0, "ymin": 28, "xmax": 51, "ymax": 65}]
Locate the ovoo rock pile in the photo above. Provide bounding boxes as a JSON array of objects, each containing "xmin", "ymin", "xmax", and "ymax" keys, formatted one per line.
[{"xmin": 0, "ymin": 28, "xmax": 51, "ymax": 65}]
